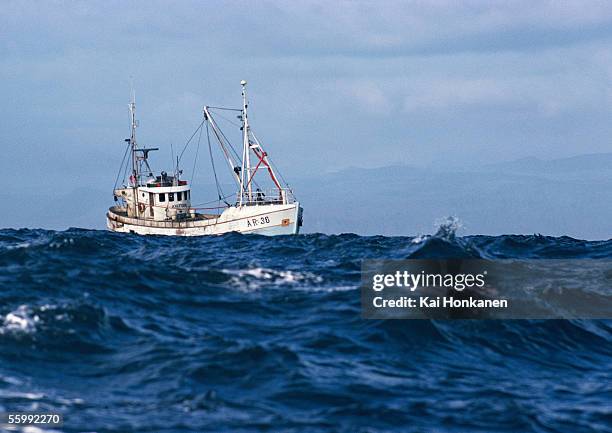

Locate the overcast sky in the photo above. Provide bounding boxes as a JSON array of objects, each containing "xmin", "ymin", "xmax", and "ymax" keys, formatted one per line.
[{"xmin": 3, "ymin": 0, "xmax": 612, "ymax": 193}]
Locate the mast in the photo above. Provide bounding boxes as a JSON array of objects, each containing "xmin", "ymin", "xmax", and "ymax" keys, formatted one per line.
[
  {"xmin": 129, "ymin": 89, "xmax": 138, "ymax": 186},
  {"xmin": 240, "ymin": 80, "xmax": 252, "ymax": 205},
  {"xmin": 203, "ymin": 81, "xmax": 290, "ymax": 206}
]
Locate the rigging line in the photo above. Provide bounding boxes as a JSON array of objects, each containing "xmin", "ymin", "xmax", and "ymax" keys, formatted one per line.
[
  {"xmin": 206, "ymin": 111, "xmax": 242, "ymax": 164},
  {"xmin": 214, "ymin": 116, "xmax": 242, "ymax": 162},
  {"xmin": 113, "ymin": 141, "xmax": 131, "ymax": 191},
  {"xmin": 207, "ymin": 114, "xmax": 241, "ymax": 181},
  {"xmin": 170, "ymin": 143, "xmax": 174, "ymax": 173},
  {"xmin": 268, "ymin": 156, "xmax": 290, "ymax": 186},
  {"xmin": 122, "ymin": 138, "xmax": 133, "ymax": 186},
  {"xmin": 178, "ymin": 119, "xmax": 205, "ymax": 164},
  {"xmin": 207, "ymin": 106, "xmax": 241, "ymax": 111},
  {"xmin": 190, "ymin": 118, "xmax": 204, "ymax": 184},
  {"xmin": 206, "ymin": 121, "xmax": 226, "ymax": 201},
  {"xmin": 211, "ymin": 110, "xmax": 241, "ymax": 128},
  {"xmin": 192, "ymin": 193, "xmax": 236, "ymax": 207},
  {"xmin": 121, "ymin": 152, "xmax": 131, "ymax": 187},
  {"xmin": 246, "ymin": 127, "xmax": 287, "ymax": 189},
  {"xmin": 206, "ymin": 113, "xmax": 263, "ymax": 197},
  {"xmin": 250, "ymin": 130, "xmax": 289, "ymax": 187}
]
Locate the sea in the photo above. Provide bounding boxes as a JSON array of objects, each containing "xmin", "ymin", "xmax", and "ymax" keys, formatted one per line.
[{"xmin": 0, "ymin": 221, "xmax": 611, "ymax": 432}]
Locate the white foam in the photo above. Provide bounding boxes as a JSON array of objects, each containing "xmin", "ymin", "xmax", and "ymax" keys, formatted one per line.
[
  {"xmin": 22, "ymin": 427, "xmax": 64, "ymax": 433},
  {"xmin": 49, "ymin": 237, "xmax": 75, "ymax": 249},
  {"xmin": 411, "ymin": 234, "xmax": 429, "ymax": 244},
  {"xmin": 433, "ymin": 216, "xmax": 463, "ymax": 240},
  {"xmin": 223, "ymin": 267, "xmax": 357, "ymax": 293},
  {"xmin": 0, "ymin": 390, "xmax": 44, "ymax": 400},
  {"xmin": 304, "ymin": 284, "xmax": 356, "ymax": 293},
  {"xmin": 0, "ymin": 305, "xmax": 39, "ymax": 335},
  {"xmin": 225, "ymin": 267, "xmax": 324, "ymax": 292},
  {"xmin": 4, "ymin": 241, "xmax": 32, "ymax": 250},
  {"xmin": 0, "ymin": 374, "xmax": 22, "ymax": 386}
]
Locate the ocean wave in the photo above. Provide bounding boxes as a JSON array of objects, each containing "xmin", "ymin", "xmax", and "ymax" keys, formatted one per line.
[
  {"xmin": 0, "ymin": 301, "xmax": 137, "ymax": 360},
  {"xmin": 0, "ymin": 226, "xmax": 611, "ymax": 432}
]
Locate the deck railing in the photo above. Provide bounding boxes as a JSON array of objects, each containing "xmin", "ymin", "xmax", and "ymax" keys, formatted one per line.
[
  {"xmin": 237, "ymin": 188, "xmax": 296, "ymax": 206},
  {"xmin": 109, "ymin": 206, "xmax": 211, "ymax": 229}
]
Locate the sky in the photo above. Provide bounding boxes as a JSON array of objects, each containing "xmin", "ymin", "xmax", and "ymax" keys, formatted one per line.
[{"xmin": 2, "ymin": 1, "xmax": 612, "ymax": 227}]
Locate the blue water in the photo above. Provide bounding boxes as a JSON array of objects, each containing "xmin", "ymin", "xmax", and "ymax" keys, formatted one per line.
[{"xmin": 0, "ymin": 225, "xmax": 611, "ymax": 433}]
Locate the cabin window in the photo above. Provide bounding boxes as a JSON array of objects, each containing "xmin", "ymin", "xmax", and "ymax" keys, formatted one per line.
[
  {"xmin": 177, "ymin": 192, "xmax": 182, "ymax": 201},
  {"xmin": 185, "ymin": 191, "xmax": 190, "ymax": 200},
  {"xmin": 169, "ymin": 193, "xmax": 174, "ymax": 202},
  {"xmin": 159, "ymin": 193, "xmax": 165, "ymax": 202}
]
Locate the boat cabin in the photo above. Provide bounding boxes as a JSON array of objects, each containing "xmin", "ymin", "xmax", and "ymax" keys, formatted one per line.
[{"xmin": 114, "ymin": 171, "xmax": 192, "ymax": 221}]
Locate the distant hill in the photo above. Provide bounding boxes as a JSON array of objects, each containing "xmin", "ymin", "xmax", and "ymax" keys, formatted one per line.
[
  {"xmin": 292, "ymin": 154, "xmax": 612, "ymax": 239},
  {"xmin": 481, "ymin": 153, "xmax": 612, "ymax": 179},
  {"xmin": 3, "ymin": 154, "xmax": 612, "ymax": 240}
]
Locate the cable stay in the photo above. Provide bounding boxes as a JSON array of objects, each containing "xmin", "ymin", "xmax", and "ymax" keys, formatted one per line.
[
  {"xmin": 206, "ymin": 106, "xmax": 242, "ymax": 112},
  {"xmin": 178, "ymin": 119, "xmax": 205, "ymax": 165},
  {"xmin": 205, "ymin": 121, "xmax": 229, "ymax": 206}
]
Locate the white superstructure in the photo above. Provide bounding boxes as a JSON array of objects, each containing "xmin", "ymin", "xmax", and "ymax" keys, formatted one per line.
[{"xmin": 107, "ymin": 81, "xmax": 303, "ymax": 236}]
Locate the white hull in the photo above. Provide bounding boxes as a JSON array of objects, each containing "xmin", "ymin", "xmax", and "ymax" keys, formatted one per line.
[{"xmin": 107, "ymin": 202, "xmax": 302, "ymax": 236}]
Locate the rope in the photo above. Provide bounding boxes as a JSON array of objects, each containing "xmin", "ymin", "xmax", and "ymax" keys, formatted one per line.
[
  {"xmin": 269, "ymin": 155, "xmax": 291, "ymax": 188},
  {"xmin": 211, "ymin": 110, "xmax": 241, "ymax": 128},
  {"xmin": 206, "ymin": 121, "xmax": 227, "ymax": 203},
  {"xmin": 250, "ymin": 127, "xmax": 290, "ymax": 188},
  {"xmin": 214, "ymin": 115, "xmax": 242, "ymax": 163},
  {"xmin": 113, "ymin": 141, "xmax": 131, "ymax": 191},
  {"xmin": 190, "ymin": 206, "xmax": 228, "ymax": 210},
  {"xmin": 206, "ymin": 111, "xmax": 254, "ymax": 195},
  {"xmin": 190, "ymin": 119, "xmax": 203, "ymax": 184},
  {"xmin": 207, "ymin": 106, "xmax": 241, "ymax": 111},
  {"xmin": 178, "ymin": 119, "xmax": 205, "ymax": 164},
  {"xmin": 121, "ymin": 145, "xmax": 131, "ymax": 187},
  {"xmin": 191, "ymin": 192, "xmax": 235, "ymax": 207}
]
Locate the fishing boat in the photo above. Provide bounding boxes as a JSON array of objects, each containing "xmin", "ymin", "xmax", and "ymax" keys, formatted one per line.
[{"xmin": 107, "ymin": 81, "xmax": 303, "ymax": 236}]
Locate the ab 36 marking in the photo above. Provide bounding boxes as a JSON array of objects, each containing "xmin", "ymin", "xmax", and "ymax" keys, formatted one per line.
[{"xmin": 246, "ymin": 216, "xmax": 271, "ymax": 228}]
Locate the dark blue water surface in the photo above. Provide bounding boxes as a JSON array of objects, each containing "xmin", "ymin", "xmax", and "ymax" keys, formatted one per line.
[{"xmin": 0, "ymin": 225, "xmax": 611, "ymax": 433}]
